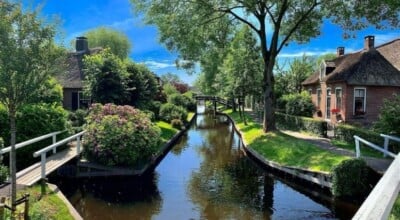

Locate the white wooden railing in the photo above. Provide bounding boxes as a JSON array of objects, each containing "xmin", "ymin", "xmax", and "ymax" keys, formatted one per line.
[
  {"xmin": 0, "ymin": 131, "xmax": 65, "ymax": 155},
  {"xmin": 33, "ymin": 131, "xmax": 86, "ymax": 180},
  {"xmin": 353, "ymin": 135, "xmax": 397, "ymax": 158},
  {"xmin": 352, "ymin": 134, "xmax": 400, "ymax": 219},
  {"xmin": 352, "ymin": 152, "xmax": 400, "ymax": 220}
]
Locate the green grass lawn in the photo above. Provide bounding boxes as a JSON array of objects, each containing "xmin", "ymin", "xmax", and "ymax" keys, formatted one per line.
[
  {"xmin": 3, "ymin": 185, "xmax": 74, "ymax": 219},
  {"xmin": 390, "ymin": 195, "xmax": 400, "ymax": 220},
  {"xmin": 156, "ymin": 121, "xmax": 179, "ymax": 144},
  {"xmin": 224, "ymin": 110, "xmax": 349, "ymax": 173},
  {"xmin": 331, "ymin": 139, "xmax": 385, "ymax": 158}
]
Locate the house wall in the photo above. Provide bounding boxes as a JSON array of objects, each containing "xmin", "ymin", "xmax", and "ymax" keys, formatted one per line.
[
  {"xmin": 63, "ymin": 88, "xmax": 82, "ymax": 110},
  {"xmin": 345, "ymin": 86, "xmax": 400, "ymax": 126}
]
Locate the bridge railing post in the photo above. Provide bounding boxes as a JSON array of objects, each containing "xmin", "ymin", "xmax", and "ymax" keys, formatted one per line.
[
  {"xmin": 76, "ymin": 136, "xmax": 81, "ymax": 155},
  {"xmin": 383, "ymin": 136, "xmax": 389, "ymax": 157},
  {"xmin": 354, "ymin": 137, "xmax": 361, "ymax": 158},
  {"xmin": 40, "ymin": 154, "xmax": 46, "ymax": 180},
  {"xmin": 52, "ymin": 134, "xmax": 57, "ymax": 154}
]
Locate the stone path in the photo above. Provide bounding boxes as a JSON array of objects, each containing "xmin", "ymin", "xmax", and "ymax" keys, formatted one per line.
[{"xmin": 244, "ymin": 109, "xmax": 393, "ymax": 174}]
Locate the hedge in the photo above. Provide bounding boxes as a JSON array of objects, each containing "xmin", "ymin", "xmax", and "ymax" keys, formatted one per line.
[
  {"xmin": 275, "ymin": 112, "xmax": 327, "ymax": 137},
  {"xmin": 331, "ymin": 159, "xmax": 371, "ymax": 197},
  {"xmin": 334, "ymin": 123, "xmax": 400, "ymax": 154}
]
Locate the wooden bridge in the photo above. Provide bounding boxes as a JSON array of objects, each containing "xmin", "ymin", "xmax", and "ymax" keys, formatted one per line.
[
  {"xmin": 1, "ymin": 131, "xmax": 85, "ymax": 187},
  {"xmin": 194, "ymin": 95, "xmax": 232, "ymax": 114}
]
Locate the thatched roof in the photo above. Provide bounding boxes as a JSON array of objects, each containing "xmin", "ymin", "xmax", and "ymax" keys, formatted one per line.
[
  {"xmin": 302, "ymin": 38, "xmax": 400, "ymax": 86},
  {"xmin": 56, "ymin": 48, "xmax": 102, "ymax": 89}
]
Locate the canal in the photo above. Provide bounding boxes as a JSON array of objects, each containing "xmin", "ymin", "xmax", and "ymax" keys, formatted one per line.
[{"xmin": 52, "ymin": 114, "xmax": 359, "ymax": 219}]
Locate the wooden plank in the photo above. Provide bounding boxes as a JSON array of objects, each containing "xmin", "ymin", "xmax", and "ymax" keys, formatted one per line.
[{"xmin": 16, "ymin": 146, "xmax": 79, "ymax": 186}]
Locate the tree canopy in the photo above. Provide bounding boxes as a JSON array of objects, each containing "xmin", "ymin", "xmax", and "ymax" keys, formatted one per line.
[
  {"xmin": 0, "ymin": 0, "xmax": 64, "ymax": 210},
  {"xmin": 131, "ymin": 0, "xmax": 400, "ymax": 132},
  {"xmin": 83, "ymin": 27, "xmax": 132, "ymax": 59}
]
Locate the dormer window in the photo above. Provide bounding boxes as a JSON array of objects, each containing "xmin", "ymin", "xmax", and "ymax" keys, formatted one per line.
[{"xmin": 319, "ymin": 61, "xmax": 326, "ymax": 80}]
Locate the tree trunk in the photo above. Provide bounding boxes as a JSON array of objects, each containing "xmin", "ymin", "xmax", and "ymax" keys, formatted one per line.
[
  {"xmin": 232, "ymin": 97, "xmax": 237, "ymax": 112},
  {"xmin": 9, "ymin": 106, "xmax": 17, "ymax": 213},
  {"xmin": 242, "ymin": 100, "xmax": 247, "ymax": 125}
]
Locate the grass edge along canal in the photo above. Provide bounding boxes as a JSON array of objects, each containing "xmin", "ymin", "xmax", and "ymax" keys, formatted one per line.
[{"xmin": 224, "ymin": 110, "xmax": 349, "ymax": 173}]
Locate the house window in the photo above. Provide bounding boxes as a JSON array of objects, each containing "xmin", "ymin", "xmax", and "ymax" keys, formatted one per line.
[
  {"xmin": 335, "ymin": 88, "xmax": 342, "ymax": 110},
  {"xmin": 354, "ymin": 88, "xmax": 366, "ymax": 115},
  {"xmin": 308, "ymin": 88, "xmax": 312, "ymax": 95},
  {"xmin": 78, "ymin": 91, "xmax": 90, "ymax": 109},
  {"xmin": 326, "ymin": 88, "xmax": 331, "ymax": 119},
  {"xmin": 317, "ymin": 88, "xmax": 321, "ymax": 108}
]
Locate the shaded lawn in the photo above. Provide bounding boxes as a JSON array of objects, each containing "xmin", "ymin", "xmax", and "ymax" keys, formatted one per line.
[
  {"xmin": 390, "ymin": 195, "xmax": 400, "ymax": 220},
  {"xmin": 224, "ymin": 109, "xmax": 349, "ymax": 173}
]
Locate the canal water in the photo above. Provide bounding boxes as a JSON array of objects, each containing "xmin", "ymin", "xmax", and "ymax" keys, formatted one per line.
[{"xmin": 52, "ymin": 114, "xmax": 359, "ymax": 219}]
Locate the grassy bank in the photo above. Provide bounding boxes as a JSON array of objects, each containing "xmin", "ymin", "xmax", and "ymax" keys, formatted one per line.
[
  {"xmin": 390, "ymin": 195, "xmax": 400, "ymax": 220},
  {"xmin": 331, "ymin": 139, "xmax": 384, "ymax": 158},
  {"xmin": 224, "ymin": 110, "xmax": 349, "ymax": 172},
  {"xmin": 156, "ymin": 112, "xmax": 195, "ymax": 144},
  {"xmin": 3, "ymin": 185, "xmax": 74, "ymax": 219}
]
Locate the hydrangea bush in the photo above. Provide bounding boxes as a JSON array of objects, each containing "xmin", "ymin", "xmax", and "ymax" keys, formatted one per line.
[{"xmin": 83, "ymin": 103, "xmax": 161, "ymax": 167}]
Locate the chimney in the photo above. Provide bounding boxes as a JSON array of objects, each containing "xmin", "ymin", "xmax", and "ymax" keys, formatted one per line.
[
  {"xmin": 337, "ymin": 46, "xmax": 345, "ymax": 57},
  {"xmin": 364, "ymin": 35, "xmax": 375, "ymax": 50},
  {"xmin": 75, "ymin": 36, "xmax": 89, "ymax": 53}
]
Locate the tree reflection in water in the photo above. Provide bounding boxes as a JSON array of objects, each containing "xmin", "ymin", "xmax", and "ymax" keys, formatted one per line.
[{"xmin": 189, "ymin": 115, "xmax": 274, "ymax": 219}]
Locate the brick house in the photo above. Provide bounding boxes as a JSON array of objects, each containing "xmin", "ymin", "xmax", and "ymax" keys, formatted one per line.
[
  {"xmin": 56, "ymin": 37, "xmax": 101, "ymax": 110},
  {"xmin": 302, "ymin": 36, "xmax": 400, "ymax": 125}
]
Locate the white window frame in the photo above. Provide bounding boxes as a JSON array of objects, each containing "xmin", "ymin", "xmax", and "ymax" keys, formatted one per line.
[
  {"xmin": 326, "ymin": 87, "xmax": 332, "ymax": 119},
  {"xmin": 353, "ymin": 87, "xmax": 367, "ymax": 115},
  {"xmin": 335, "ymin": 87, "xmax": 342, "ymax": 110},
  {"xmin": 78, "ymin": 91, "xmax": 91, "ymax": 109}
]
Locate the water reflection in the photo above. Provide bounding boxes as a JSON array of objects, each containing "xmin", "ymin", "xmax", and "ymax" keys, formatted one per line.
[{"xmin": 52, "ymin": 114, "xmax": 357, "ymax": 220}]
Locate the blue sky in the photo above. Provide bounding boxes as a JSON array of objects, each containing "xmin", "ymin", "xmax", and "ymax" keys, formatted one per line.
[{"xmin": 28, "ymin": 0, "xmax": 400, "ymax": 85}]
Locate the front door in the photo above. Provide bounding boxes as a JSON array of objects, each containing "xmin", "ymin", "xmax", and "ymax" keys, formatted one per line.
[
  {"xmin": 326, "ymin": 88, "xmax": 331, "ymax": 119},
  {"xmin": 72, "ymin": 92, "xmax": 78, "ymax": 110}
]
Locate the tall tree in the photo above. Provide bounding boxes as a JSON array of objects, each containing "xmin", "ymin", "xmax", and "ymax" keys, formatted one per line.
[
  {"xmin": 0, "ymin": 1, "xmax": 63, "ymax": 212},
  {"xmin": 83, "ymin": 49, "xmax": 128, "ymax": 104},
  {"xmin": 83, "ymin": 27, "xmax": 132, "ymax": 59},
  {"xmin": 220, "ymin": 25, "xmax": 263, "ymax": 123},
  {"xmin": 275, "ymin": 54, "xmax": 314, "ymax": 97},
  {"xmin": 131, "ymin": 0, "xmax": 400, "ymax": 132},
  {"xmin": 126, "ymin": 62, "xmax": 159, "ymax": 106}
]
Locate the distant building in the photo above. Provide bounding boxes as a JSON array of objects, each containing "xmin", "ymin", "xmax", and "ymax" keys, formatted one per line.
[
  {"xmin": 56, "ymin": 37, "xmax": 101, "ymax": 110},
  {"xmin": 302, "ymin": 35, "xmax": 400, "ymax": 125}
]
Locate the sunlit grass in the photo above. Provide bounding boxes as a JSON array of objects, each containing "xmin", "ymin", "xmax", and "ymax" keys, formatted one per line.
[
  {"xmin": 390, "ymin": 195, "xmax": 400, "ymax": 220},
  {"xmin": 224, "ymin": 109, "xmax": 349, "ymax": 173},
  {"xmin": 3, "ymin": 185, "xmax": 74, "ymax": 219},
  {"xmin": 156, "ymin": 121, "xmax": 178, "ymax": 144},
  {"xmin": 187, "ymin": 112, "xmax": 195, "ymax": 121}
]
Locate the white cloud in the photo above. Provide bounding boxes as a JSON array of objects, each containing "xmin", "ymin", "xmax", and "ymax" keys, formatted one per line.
[
  {"xmin": 374, "ymin": 32, "xmax": 400, "ymax": 45},
  {"xmin": 278, "ymin": 48, "xmax": 357, "ymax": 58},
  {"xmin": 107, "ymin": 18, "xmax": 136, "ymax": 31},
  {"xmin": 142, "ymin": 60, "xmax": 176, "ymax": 70}
]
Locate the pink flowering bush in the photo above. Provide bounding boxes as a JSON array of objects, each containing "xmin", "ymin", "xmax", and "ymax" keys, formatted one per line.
[{"xmin": 83, "ymin": 103, "xmax": 161, "ymax": 167}]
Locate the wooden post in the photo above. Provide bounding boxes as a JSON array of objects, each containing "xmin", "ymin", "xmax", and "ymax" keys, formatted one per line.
[
  {"xmin": 52, "ymin": 135, "xmax": 57, "ymax": 154},
  {"xmin": 213, "ymin": 98, "xmax": 216, "ymax": 118},
  {"xmin": 76, "ymin": 136, "xmax": 81, "ymax": 156},
  {"xmin": 355, "ymin": 138, "xmax": 361, "ymax": 158},
  {"xmin": 0, "ymin": 197, "xmax": 5, "ymax": 220},
  {"xmin": 24, "ymin": 194, "xmax": 29, "ymax": 220},
  {"xmin": 40, "ymin": 178, "xmax": 47, "ymax": 198},
  {"xmin": 383, "ymin": 137, "xmax": 389, "ymax": 157}
]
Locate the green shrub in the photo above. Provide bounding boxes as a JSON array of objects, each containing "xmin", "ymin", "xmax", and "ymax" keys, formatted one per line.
[
  {"xmin": 278, "ymin": 91, "xmax": 314, "ymax": 117},
  {"xmin": 374, "ymin": 94, "xmax": 400, "ymax": 136},
  {"xmin": 159, "ymin": 103, "xmax": 188, "ymax": 123},
  {"xmin": 276, "ymin": 112, "xmax": 327, "ymax": 137},
  {"xmin": 83, "ymin": 103, "xmax": 161, "ymax": 167},
  {"xmin": 137, "ymin": 101, "xmax": 162, "ymax": 120},
  {"xmin": 168, "ymin": 93, "xmax": 196, "ymax": 111},
  {"xmin": 0, "ymin": 103, "xmax": 70, "ymax": 169},
  {"xmin": 68, "ymin": 109, "xmax": 88, "ymax": 127},
  {"xmin": 332, "ymin": 159, "xmax": 371, "ymax": 197},
  {"xmin": 171, "ymin": 119, "xmax": 184, "ymax": 130},
  {"xmin": 0, "ymin": 165, "xmax": 8, "ymax": 184},
  {"xmin": 335, "ymin": 123, "xmax": 383, "ymax": 145}
]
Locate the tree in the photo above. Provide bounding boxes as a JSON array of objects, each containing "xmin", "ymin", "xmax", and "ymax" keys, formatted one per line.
[
  {"xmin": 374, "ymin": 94, "xmax": 400, "ymax": 136},
  {"xmin": 83, "ymin": 49, "xmax": 128, "ymax": 104},
  {"xmin": 125, "ymin": 62, "xmax": 159, "ymax": 106},
  {"xmin": 131, "ymin": 0, "xmax": 400, "ymax": 132},
  {"xmin": 83, "ymin": 27, "xmax": 131, "ymax": 59},
  {"xmin": 160, "ymin": 72, "xmax": 180, "ymax": 84},
  {"xmin": 0, "ymin": 1, "xmax": 63, "ymax": 211},
  {"xmin": 275, "ymin": 54, "xmax": 314, "ymax": 98},
  {"xmin": 220, "ymin": 25, "xmax": 263, "ymax": 123}
]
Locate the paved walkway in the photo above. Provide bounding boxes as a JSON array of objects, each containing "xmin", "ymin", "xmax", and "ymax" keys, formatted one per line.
[{"xmin": 244, "ymin": 109, "xmax": 393, "ymax": 174}]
